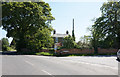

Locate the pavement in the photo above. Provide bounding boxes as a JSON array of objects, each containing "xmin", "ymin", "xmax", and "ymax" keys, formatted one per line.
[{"xmin": 1, "ymin": 54, "xmax": 119, "ymax": 76}]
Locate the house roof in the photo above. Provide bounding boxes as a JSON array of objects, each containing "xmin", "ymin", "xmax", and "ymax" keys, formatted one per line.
[{"xmin": 52, "ymin": 33, "xmax": 69, "ymax": 38}]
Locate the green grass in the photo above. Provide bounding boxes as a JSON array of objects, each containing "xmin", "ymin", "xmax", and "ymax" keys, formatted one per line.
[
  {"xmin": 36, "ymin": 52, "xmax": 53, "ymax": 56},
  {"xmin": 6, "ymin": 47, "xmax": 16, "ymax": 51}
]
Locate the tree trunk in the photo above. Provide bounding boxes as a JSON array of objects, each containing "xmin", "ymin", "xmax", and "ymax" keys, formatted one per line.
[{"xmin": 94, "ymin": 46, "xmax": 98, "ymax": 54}]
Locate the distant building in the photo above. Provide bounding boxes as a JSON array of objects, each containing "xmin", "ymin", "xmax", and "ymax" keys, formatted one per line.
[
  {"xmin": 52, "ymin": 30, "xmax": 69, "ymax": 46},
  {"xmin": 52, "ymin": 18, "xmax": 75, "ymax": 46}
]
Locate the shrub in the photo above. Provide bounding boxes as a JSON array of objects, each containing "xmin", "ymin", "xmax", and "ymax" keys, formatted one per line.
[
  {"xmin": 36, "ymin": 52, "xmax": 53, "ymax": 56},
  {"xmin": 63, "ymin": 35, "xmax": 77, "ymax": 49}
]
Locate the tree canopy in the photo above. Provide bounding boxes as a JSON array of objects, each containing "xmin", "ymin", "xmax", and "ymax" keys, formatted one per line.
[
  {"xmin": 63, "ymin": 35, "xmax": 77, "ymax": 49},
  {"xmin": 91, "ymin": 1, "xmax": 120, "ymax": 51},
  {"xmin": 77, "ymin": 35, "xmax": 91, "ymax": 48},
  {"xmin": 1, "ymin": 2, "xmax": 55, "ymax": 51}
]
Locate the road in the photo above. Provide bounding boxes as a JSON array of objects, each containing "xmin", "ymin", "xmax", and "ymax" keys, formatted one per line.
[{"xmin": 1, "ymin": 54, "xmax": 119, "ymax": 76}]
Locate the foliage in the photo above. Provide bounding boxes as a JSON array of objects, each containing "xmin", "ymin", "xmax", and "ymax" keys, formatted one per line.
[
  {"xmin": 1, "ymin": 2, "xmax": 55, "ymax": 51},
  {"xmin": 10, "ymin": 38, "xmax": 16, "ymax": 49},
  {"xmin": 6, "ymin": 46, "xmax": 16, "ymax": 51},
  {"xmin": 90, "ymin": 27, "xmax": 100, "ymax": 54},
  {"xmin": 72, "ymin": 30, "xmax": 75, "ymax": 41},
  {"xmin": 91, "ymin": 1, "xmax": 120, "ymax": 52},
  {"xmin": 36, "ymin": 52, "xmax": 53, "ymax": 56},
  {"xmin": 2, "ymin": 38, "xmax": 9, "ymax": 51},
  {"xmin": 63, "ymin": 35, "xmax": 77, "ymax": 49},
  {"xmin": 26, "ymin": 28, "xmax": 54, "ymax": 50},
  {"xmin": 77, "ymin": 35, "xmax": 92, "ymax": 48},
  {"xmin": 72, "ymin": 19, "xmax": 75, "ymax": 41}
]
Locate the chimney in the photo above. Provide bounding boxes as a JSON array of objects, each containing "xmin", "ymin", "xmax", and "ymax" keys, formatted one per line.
[
  {"xmin": 53, "ymin": 30, "xmax": 56, "ymax": 34},
  {"xmin": 66, "ymin": 30, "xmax": 69, "ymax": 34}
]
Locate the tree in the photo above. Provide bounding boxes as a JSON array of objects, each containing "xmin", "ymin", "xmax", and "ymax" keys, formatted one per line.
[
  {"xmin": 77, "ymin": 35, "xmax": 92, "ymax": 48},
  {"xmin": 63, "ymin": 35, "xmax": 77, "ymax": 49},
  {"xmin": 66, "ymin": 30, "xmax": 69, "ymax": 34},
  {"xmin": 10, "ymin": 38, "xmax": 16, "ymax": 49},
  {"xmin": 1, "ymin": 2, "xmax": 55, "ymax": 51},
  {"xmin": 27, "ymin": 28, "xmax": 54, "ymax": 50},
  {"xmin": 91, "ymin": 1, "xmax": 120, "ymax": 50},
  {"xmin": 90, "ymin": 27, "xmax": 101, "ymax": 54},
  {"xmin": 1, "ymin": 38, "xmax": 9, "ymax": 51},
  {"xmin": 72, "ymin": 19, "xmax": 75, "ymax": 41}
]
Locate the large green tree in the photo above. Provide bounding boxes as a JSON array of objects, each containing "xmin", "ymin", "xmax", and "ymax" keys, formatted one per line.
[
  {"xmin": 1, "ymin": 2, "xmax": 55, "ymax": 51},
  {"xmin": 91, "ymin": 1, "xmax": 120, "ymax": 50}
]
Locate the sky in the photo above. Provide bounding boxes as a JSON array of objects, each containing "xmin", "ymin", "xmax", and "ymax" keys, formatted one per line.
[
  {"xmin": 0, "ymin": 1, "xmax": 105, "ymax": 43},
  {"xmin": 48, "ymin": 2, "xmax": 103, "ymax": 42}
]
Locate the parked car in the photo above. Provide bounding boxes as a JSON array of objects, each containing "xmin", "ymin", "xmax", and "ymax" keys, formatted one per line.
[{"xmin": 117, "ymin": 49, "xmax": 120, "ymax": 61}]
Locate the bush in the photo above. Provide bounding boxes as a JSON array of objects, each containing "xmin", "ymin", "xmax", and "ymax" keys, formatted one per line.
[
  {"xmin": 41, "ymin": 47, "xmax": 48, "ymax": 49},
  {"xmin": 2, "ymin": 45, "xmax": 8, "ymax": 51},
  {"xmin": 2, "ymin": 38, "xmax": 9, "ymax": 51},
  {"xmin": 36, "ymin": 52, "xmax": 53, "ymax": 56},
  {"xmin": 7, "ymin": 47, "xmax": 13, "ymax": 51},
  {"xmin": 63, "ymin": 35, "xmax": 77, "ymax": 49}
]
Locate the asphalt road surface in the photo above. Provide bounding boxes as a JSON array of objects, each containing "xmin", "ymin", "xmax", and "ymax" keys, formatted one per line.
[{"xmin": 1, "ymin": 54, "xmax": 119, "ymax": 75}]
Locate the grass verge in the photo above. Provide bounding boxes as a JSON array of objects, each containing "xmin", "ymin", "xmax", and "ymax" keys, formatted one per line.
[{"xmin": 36, "ymin": 52, "xmax": 54, "ymax": 56}]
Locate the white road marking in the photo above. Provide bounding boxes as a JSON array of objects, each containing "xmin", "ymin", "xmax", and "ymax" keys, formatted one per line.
[
  {"xmin": 25, "ymin": 61, "xmax": 34, "ymax": 66},
  {"xmin": 24, "ymin": 55, "xmax": 50, "ymax": 58},
  {"xmin": 42, "ymin": 70, "xmax": 55, "ymax": 77},
  {"xmin": 64, "ymin": 60, "xmax": 118, "ymax": 70},
  {"xmin": 24, "ymin": 55, "xmax": 118, "ymax": 70},
  {"xmin": 42, "ymin": 70, "xmax": 52, "ymax": 75}
]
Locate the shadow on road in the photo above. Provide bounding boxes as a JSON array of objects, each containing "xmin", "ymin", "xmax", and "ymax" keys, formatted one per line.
[
  {"xmin": 2, "ymin": 51, "xmax": 18, "ymax": 55},
  {"xmin": 2, "ymin": 51, "xmax": 37, "ymax": 55}
]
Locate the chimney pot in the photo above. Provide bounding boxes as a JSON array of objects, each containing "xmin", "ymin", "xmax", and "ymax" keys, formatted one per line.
[
  {"xmin": 53, "ymin": 30, "xmax": 56, "ymax": 34},
  {"xmin": 66, "ymin": 30, "xmax": 69, "ymax": 34}
]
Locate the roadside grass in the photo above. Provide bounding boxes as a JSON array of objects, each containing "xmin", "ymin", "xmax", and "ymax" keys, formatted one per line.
[
  {"xmin": 8, "ymin": 48, "xmax": 16, "ymax": 51},
  {"xmin": 36, "ymin": 52, "xmax": 54, "ymax": 56}
]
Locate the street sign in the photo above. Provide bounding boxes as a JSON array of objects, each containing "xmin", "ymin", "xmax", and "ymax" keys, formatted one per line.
[
  {"xmin": 55, "ymin": 37, "xmax": 58, "ymax": 43},
  {"xmin": 54, "ymin": 43, "xmax": 57, "ymax": 50}
]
